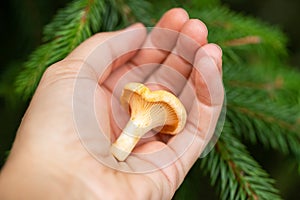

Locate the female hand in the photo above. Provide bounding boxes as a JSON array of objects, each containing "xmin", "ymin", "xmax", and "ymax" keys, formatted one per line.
[{"xmin": 0, "ymin": 8, "xmax": 223, "ymax": 200}]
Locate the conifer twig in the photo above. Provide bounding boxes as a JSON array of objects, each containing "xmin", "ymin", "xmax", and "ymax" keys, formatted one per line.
[
  {"xmin": 223, "ymin": 36, "xmax": 261, "ymax": 47},
  {"xmin": 200, "ymin": 124, "xmax": 282, "ymax": 200}
]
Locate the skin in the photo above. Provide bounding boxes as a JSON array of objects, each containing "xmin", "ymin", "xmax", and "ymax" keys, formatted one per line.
[{"xmin": 0, "ymin": 8, "xmax": 224, "ymax": 200}]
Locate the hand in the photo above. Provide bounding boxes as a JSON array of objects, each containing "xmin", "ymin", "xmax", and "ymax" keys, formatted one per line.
[{"xmin": 0, "ymin": 8, "xmax": 223, "ymax": 200}]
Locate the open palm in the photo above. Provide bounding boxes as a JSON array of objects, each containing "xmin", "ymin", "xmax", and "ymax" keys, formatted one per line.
[{"xmin": 0, "ymin": 8, "xmax": 223, "ymax": 200}]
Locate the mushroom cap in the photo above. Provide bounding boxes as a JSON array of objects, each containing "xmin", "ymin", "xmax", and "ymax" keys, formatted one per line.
[{"xmin": 120, "ymin": 82, "xmax": 187, "ymax": 134}]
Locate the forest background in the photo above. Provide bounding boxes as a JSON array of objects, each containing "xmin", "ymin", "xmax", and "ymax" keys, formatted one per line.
[{"xmin": 0, "ymin": 0, "xmax": 299, "ymax": 199}]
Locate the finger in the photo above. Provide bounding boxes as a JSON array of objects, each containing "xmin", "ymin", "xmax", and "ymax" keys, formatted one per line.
[
  {"xmin": 167, "ymin": 98, "xmax": 222, "ymax": 173},
  {"xmin": 103, "ymin": 8, "xmax": 189, "ymax": 92},
  {"xmin": 65, "ymin": 23, "xmax": 147, "ymax": 83},
  {"xmin": 145, "ymin": 19, "xmax": 208, "ymax": 95},
  {"xmin": 130, "ymin": 8, "xmax": 189, "ymax": 68},
  {"xmin": 195, "ymin": 43, "xmax": 223, "ymax": 75},
  {"xmin": 178, "ymin": 43, "xmax": 223, "ymax": 109},
  {"xmin": 171, "ymin": 51, "xmax": 224, "ymax": 174},
  {"xmin": 192, "ymin": 50, "xmax": 224, "ymax": 106}
]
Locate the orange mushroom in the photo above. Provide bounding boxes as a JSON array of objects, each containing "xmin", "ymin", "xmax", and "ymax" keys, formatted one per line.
[{"xmin": 111, "ymin": 82, "xmax": 187, "ymax": 161}]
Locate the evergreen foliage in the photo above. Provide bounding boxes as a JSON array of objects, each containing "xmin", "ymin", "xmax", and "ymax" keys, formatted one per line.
[
  {"xmin": 15, "ymin": 0, "xmax": 150, "ymax": 100},
  {"xmin": 13, "ymin": 0, "xmax": 300, "ymax": 199},
  {"xmin": 200, "ymin": 123, "xmax": 281, "ymax": 200}
]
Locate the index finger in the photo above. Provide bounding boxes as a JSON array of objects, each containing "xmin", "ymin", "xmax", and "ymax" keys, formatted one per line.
[{"xmin": 65, "ymin": 23, "xmax": 147, "ymax": 83}]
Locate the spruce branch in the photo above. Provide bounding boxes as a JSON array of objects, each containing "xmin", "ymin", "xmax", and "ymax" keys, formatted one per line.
[
  {"xmin": 188, "ymin": 6, "xmax": 288, "ymax": 65},
  {"xmin": 15, "ymin": 43, "xmax": 56, "ymax": 100},
  {"xmin": 227, "ymin": 102, "xmax": 300, "ymax": 163},
  {"xmin": 200, "ymin": 124, "xmax": 282, "ymax": 200},
  {"xmin": 15, "ymin": 0, "xmax": 151, "ymax": 100},
  {"xmin": 225, "ymin": 86, "xmax": 300, "ymax": 169},
  {"xmin": 224, "ymin": 63, "xmax": 300, "ymax": 164},
  {"xmin": 16, "ymin": 0, "xmax": 102, "ymax": 100},
  {"xmin": 223, "ymin": 36, "xmax": 261, "ymax": 47}
]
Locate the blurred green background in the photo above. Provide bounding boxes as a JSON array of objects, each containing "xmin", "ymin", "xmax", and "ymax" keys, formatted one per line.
[{"xmin": 0, "ymin": 0, "xmax": 299, "ymax": 199}]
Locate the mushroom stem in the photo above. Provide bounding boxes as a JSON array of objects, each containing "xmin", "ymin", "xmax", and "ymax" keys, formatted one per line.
[{"xmin": 111, "ymin": 119, "xmax": 152, "ymax": 161}]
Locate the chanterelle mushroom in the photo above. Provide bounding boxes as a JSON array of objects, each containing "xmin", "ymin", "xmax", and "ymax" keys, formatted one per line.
[{"xmin": 111, "ymin": 82, "xmax": 187, "ymax": 161}]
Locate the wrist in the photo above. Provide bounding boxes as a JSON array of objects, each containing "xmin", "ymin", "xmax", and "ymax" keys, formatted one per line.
[
  {"xmin": 0, "ymin": 150, "xmax": 120, "ymax": 200},
  {"xmin": 0, "ymin": 153, "xmax": 64, "ymax": 199}
]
